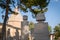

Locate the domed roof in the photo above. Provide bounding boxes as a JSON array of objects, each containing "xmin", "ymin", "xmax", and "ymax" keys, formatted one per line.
[
  {"xmin": 8, "ymin": 13, "xmax": 23, "ymax": 22},
  {"xmin": 8, "ymin": 7, "xmax": 23, "ymax": 22},
  {"xmin": 7, "ymin": 7, "xmax": 23, "ymax": 28}
]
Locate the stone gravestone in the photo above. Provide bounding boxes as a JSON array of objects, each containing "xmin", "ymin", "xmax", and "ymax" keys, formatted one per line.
[
  {"xmin": 21, "ymin": 15, "xmax": 29, "ymax": 40},
  {"xmin": 33, "ymin": 13, "xmax": 50, "ymax": 40},
  {"xmin": 15, "ymin": 29, "xmax": 19, "ymax": 40},
  {"xmin": 7, "ymin": 29, "xmax": 13, "ymax": 40}
]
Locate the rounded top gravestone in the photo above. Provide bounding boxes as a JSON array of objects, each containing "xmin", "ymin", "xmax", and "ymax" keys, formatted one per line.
[{"xmin": 23, "ymin": 15, "xmax": 28, "ymax": 20}]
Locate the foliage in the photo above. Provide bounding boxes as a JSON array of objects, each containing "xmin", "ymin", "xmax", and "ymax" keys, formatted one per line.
[
  {"xmin": 0, "ymin": 0, "xmax": 50, "ymax": 16},
  {"xmin": 29, "ymin": 21, "xmax": 34, "ymax": 38},
  {"xmin": 20, "ymin": 0, "xmax": 50, "ymax": 16},
  {"xmin": 29, "ymin": 22, "xmax": 34, "ymax": 30},
  {"xmin": 0, "ymin": 0, "xmax": 18, "ymax": 15},
  {"xmin": 48, "ymin": 26, "xmax": 52, "ymax": 33},
  {"xmin": 54, "ymin": 24, "xmax": 60, "ymax": 40},
  {"xmin": 20, "ymin": 0, "xmax": 50, "ymax": 8}
]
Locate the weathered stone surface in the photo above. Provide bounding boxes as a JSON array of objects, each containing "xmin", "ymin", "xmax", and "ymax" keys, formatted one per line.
[
  {"xmin": 21, "ymin": 15, "xmax": 29, "ymax": 40},
  {"xmin": 23, "ymin": 15, "xmax": 28, "ymax": 20},
  {"xmin": 33, "ymin": 22, "xmax": 50, "ymax": 40},
  {"xmin": 7, "ymin": 13, "xmax": 23, "ymax": 37},
  {"xmin": 36, "ymin": 13, "xmax": 45, "ymax": 21}
]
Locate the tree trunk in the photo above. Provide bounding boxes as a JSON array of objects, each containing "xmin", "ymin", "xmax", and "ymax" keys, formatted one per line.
[{"xmin": 2, "ymin": 0, "xmax": 9, "ymax": 40}]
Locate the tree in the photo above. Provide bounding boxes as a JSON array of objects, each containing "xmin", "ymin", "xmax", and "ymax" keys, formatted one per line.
[
  {"xmin": 29, "ymin": 22, "xmax": 34, "ymax": 40},
  {"xmin": 48, "ymin": 26, "xmax": 52, "ymax": 33},
  {"xmin": 54, "ymin": 24, "xmax": 60, "ymax": 40},
  {"xmin": 29, "ymin": 22, "xmax": 34, "ymax": 30},
  {"xmin": 20, "ymin": 0, "xmax": 50, "ymax": 17},
  {"xmin": 0, "ymin": 0, "xmax": 19, "ymax": 40},
  {"xmin": 29, "ymin": 22, "xmax": 34, "ymax": 35}
]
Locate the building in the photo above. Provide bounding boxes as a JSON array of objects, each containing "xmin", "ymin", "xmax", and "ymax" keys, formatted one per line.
[
  {"xmin": 49, "ymin": 33, "xmax": 55, "ymax": 40},
  {"xmin": 0, "ymin": 7, "xmax": 23, "ymax": 40}
]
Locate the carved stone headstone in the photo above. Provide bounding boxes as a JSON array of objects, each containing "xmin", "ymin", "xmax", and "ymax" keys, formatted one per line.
[
  {"xmin": 15, "ymin": 29, "xmax": 19, "ymax": 40},
  {"xmin": 36, "ymin": 13, "xmax": 45, "ymax": 21},
  {"xmin": 33, "ymin": 13, "xmax": 50, "ymax": 40},
  {"xmin": 21, "ymin": 15, "xmax": 29, "ymax": 40}
]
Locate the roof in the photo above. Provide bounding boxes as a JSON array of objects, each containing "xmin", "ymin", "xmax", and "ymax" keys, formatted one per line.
[{"xmin": 8, "ymin": 13, "xmax": 23, "ymax": 22}]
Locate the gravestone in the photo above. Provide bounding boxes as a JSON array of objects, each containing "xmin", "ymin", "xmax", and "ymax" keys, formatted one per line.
[
  {"xmin": 15, "ymin": 29, "xmax": 19, "ymax": 40},
  {"xmin": 7, "ymin": 29, "xmax": 11, "ymax": 40},
  {"xmin": 36, "ymin": 13, "xmax": 45, "ymax": 21},
  {"xmin": 33, "ymin": 13, "xmax": 50, "ymax": 40},
  {"xmin": 21, "ymin": 15, "xmax": 29, "ymax": 40}
]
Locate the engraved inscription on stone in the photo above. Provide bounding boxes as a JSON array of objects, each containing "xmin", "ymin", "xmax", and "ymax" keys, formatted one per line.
[{"xmin": 33, "ymin": 22, "xmax": 50, "ymax": 40}]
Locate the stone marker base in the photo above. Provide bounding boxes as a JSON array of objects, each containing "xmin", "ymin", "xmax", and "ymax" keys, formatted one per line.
[{"xmin": 33, "ymin": 22, "xmax": 50, "ymax": 40}]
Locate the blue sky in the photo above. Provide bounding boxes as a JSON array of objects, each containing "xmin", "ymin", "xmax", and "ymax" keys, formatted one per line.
[
  {"xmin": 45, "ymin": 0, "xmax": 60, "ymax": 28},
  {"xmin": 0, "ymin": 0, "xmax": 60, "ymax": 30}
]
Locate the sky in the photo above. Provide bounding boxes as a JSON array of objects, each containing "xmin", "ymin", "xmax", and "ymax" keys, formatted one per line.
[
  {"xmin": 45, "ymin": 0, "xmax": 60, "ymax": 28},
  {"xmin": 0, "ymin": 0, "xmax": 60, "ymax": 31}
]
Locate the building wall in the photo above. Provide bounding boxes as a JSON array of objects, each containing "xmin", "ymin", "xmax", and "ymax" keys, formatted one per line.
[{"xmin": 0, "ymin": 13, "xmax": 23, "ymax": 40}]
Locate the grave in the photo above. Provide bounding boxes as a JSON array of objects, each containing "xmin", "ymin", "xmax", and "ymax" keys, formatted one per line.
[
  {"xmin": 21, "ymin": 15, "xmax": 29, "ymax": 40},
  {"xmin": 33, "ymin": 13, "xmax": 50, "ymax": 40}
]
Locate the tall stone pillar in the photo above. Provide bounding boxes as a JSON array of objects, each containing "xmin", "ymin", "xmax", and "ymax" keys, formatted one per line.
[
  {"xmin": 33, "ymin": 13, "xmax": 50, "ymax": 40},
  {"xmin": 21, "ymin": 15, "xmax": 29, "ymax": 40}
]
